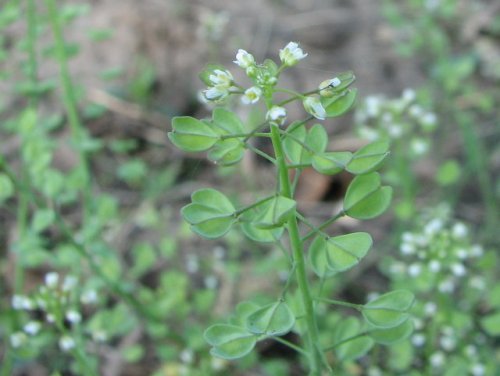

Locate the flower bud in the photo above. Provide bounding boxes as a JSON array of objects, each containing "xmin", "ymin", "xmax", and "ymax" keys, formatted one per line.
[
  {"xmin": 279, "ymin": 42, "xmax": 307, "ymax": 66},
  {"xmin": 241, "ymin": 86, "xmax": 262, "ymax": 105},
  {"xmin": 234, "ymin": 49, "xmax": 255, "ymax": 69},
  {"xmin": 266, "ymin": 106, "xmax": 287, "ymax": 126},
  {"xmin": 303, "ymin": 96, "xmax": 326, "ymax": 120}
]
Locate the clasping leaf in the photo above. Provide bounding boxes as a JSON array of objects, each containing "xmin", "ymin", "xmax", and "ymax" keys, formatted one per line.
[
  {"xmin": 333, "ymin": 317, "xmax": 374, "ymax": 362},
  {"xmin": 253, "ymin": 196, "xmax": 296, "ymax": 229},
  {"xmin": 362, "ymin": 290, "xmax": 415, "ymax": 329},
  {"xmin": 343, "ymin": 172, "xmax": 392, "ymax": 219},
  {"xmin": 204, "ymin": 324, "xmax": 257, "ymax": 360},
  {"xmin": 168, "ymin": 116, "xmax": 218, "ymax": 152},
  {"xmin": 312, "ymin": 151, "xmax": 352, "ymax": 175},
  {"xmin": 321, "ymin": 88, "xmax": 357, "ymax": 118},
  {"xmin": 346, "ymin": 139, "xmax": 390, "ymax": 175},
  {"xmin": 181, "ymin": 188, "xmax": 236, "ymax": 239},
  {"xmin": 245, "ymin": 301, "xmax": 295, "ymax": 336}
]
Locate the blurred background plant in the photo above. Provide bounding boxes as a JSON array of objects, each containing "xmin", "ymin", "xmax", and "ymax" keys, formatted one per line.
[{"xmin": 0, "ymin": 0, "xmax": 498, "ymax": 374}]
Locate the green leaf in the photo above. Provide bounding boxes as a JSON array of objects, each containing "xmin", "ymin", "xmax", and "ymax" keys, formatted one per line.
[
  {"xmin": 333, "ymin": 317, "xmax": 374, "ymax": 362},
  {"xmin": 0, "ymin": 173, "xmax": 14, "ymax": 203},
  {"xmin": 211, "ymin": 108, "xmax": 245, "ymax": 135},
  {"xmin": 283, "ymin": 123, "xmax": 328, "ymax": 165},
  {"xmin": 312, "ymin": 151, "xmax": 352, "ymax": 175},
  {"xmin": 321, "ymin": 88, "xmax": 357, "ymax": 118},
  {"xmin": 204, "ymin": 324, "xmax": 257, "ymax": 360},
  {"xmin": 207, "ymin": 138, "xmax": 245, "ymax": 166},
  {"xmin": 168, "ymin": 116, "xmax": 219, "ymax": 152},
  {"xmin": 241, "ymin": 221, "xmax": 284, "ymax": 243},
  {"xmin": 181, "ymin": 188, "xmax": 236, "ymax": 239},
  {"xmin": 480, "ymin": 311, "xmax": 500, "ymax": 336},
  {"xmin": 347, "ymin": 139, "xmax": 390, "ymax": 174},
  {"xmin": 362, "ymin": 290, "xmax": 415, "ymax": 329},
  {"xmin": 309, "ymin": 232, "xmax": 372, "ymax": 274},
  {"xmin": 343, "ymin": 173, "xmax": 392, "ymax": 219},
  {"xmin": 253, "ymin": 196, "xmax": 296, "ymax": 229},
  {"xmin": 369, "ymin": 319, "xmax": 414, "ymax": 345},
  {"xmin": 229, "ymin": 301, "xmax": 261, "ymax": 326},
  {"xmin": 32, "ymin": 209, "xmax": 56, "ymax": 234},
  {"xmin": 245, "ymin": 301, "xmax": 295, "ymax": 336}
]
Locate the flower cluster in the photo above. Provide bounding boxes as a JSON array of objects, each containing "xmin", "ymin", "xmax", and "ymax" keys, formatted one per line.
[
  {"xmin": 355, "ymin": 89, "xmax": 437, "ymax": 158},
  {"xmin": 381, "ymin": 205, "xmax": 494, "ymax": 374},
  {"xmin": 9, "ymin": 272, "xmax": 102, "ymax": 353}
]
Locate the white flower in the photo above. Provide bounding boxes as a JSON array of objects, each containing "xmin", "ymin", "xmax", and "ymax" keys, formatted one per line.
[
  {"xmin": 428, "ymin": 260, "xmax": 441, "ymax": 272},
  {"xmin": 59, "ymin": 336, "xmax": 76, "ymax": 352},
  {"xmin": 365, "ymin": 96, "xmax": 381, "ymax": 117},
  {"xmin": 62, "ymin": 275, "xmax": 78, "ymax": 291},
  {"xmin": 411, "ymin": 333, "xmax": 426, "ymax": 346},
  {"xmin": 45, "ymin": 272, "xmax": 59, "ymax": 288},
  {"xmin": 180, "ymin": 349, "xmax": 194, "ymax": 364},
  {"xmin": 400, "ymin": 242, "xmax": 415, "ymax": 255},
  {"xmin": 470, "ymin": 245, "xmax": 483, "ymax": 257},
  {"xmin": 279, "ymin": 42, "xmax": 307, "ymax": 66},
  {"xmin": 204, "ymin": 275, "xmax": 218, "ymax": 289},
  {"xmin": 465, "ymin": 345, "xmax": 477, "ymax": 357},
  {"xmin": 234, "ymin": 49, "xmax": 255, "ymax": 69},
  {"xmin": 452, "ymin": 222, "xmax": 468, "ymax": 238},
  {"xmin": 46, "ymin": 313, "xmax": 56, "ymax": 323},
  {"xmin": 203, "ymin": 86, "xmax": 229, "ymax": 101},
  {"xmin": 409, "ymin": 104, "xmax": 424, "ymax": 118},
  {"xmin": 424, "ymin": 218, "xmax": 443, "ymax": 236},
  {"xmin": 303, "ymin": 96, "xmax": 326, "ymax": 120},
  {"xmin": 430, "ymin": 352, "xmax": 445, "ymax": 367},
  {"xmin": 411, "ymin": 138, "xmax": 429, "ymax": 155},
  {"xmin": 387, "ymin": 124, "xmax": 403, "ymax": 138},
  {"xmin": 438, "ymin": 279, "xmax": 455, "ymax": 293},
  {"xmin": 10, "ymin": 332, "xmax": 27, "ymax": 348},
  {"xmin": 471, "ymin": 363, "xmax": 485, "ymax": 376},
  {"xmin": 186, "ymin": 254, "xmax": 199, "ymax": 274},
  {"xmin": 451, "ymin": 263, "xmax": 466, "ymax": 277},
  {"xmin": 408, "ymin": 263, "xmax": 422, "ymax": 277},
  {"xmin": 318, "ymin": 77, "xmax": 342, "ymax": 97},
  {"xmin": 424, "ymin": 302, "xmax": 437, "ymax": 316},
  {"xmin": 402, "ymin": 88, "xmax": 416, "ymax": 103},
  {"xmin": 456, "ymin": 248, "xmax": 468, "ymax": 259},
  {"xmin": 24, "ymin": 321, "xmax": 41, "ymax": 335},
  {"xmin": 65, "ymin": 310, "xmax": 82, "ymax": 324},
  {"xmin": 208, "ymin": 69, "xmax": 233, "ymax": 88},
  {"xmin": 402, "ymin": 232, "xmax": 414, "ymax": 243},
  {"xmin": 421, "ymin": 112, "xmax": 437, "ymax": 126},
  {"xmin": 266, "ymin": 106, "xmax": 287, "ymax": 126},
  {"xmin": 12, "ymin": 295, "xmax": 34, "ymax": 310},
  {"xmin": 81, "ymin": 289, "xmax": 98, "ymax": 305},
  {"xmin": 440, "ymin": 336, "xmax": 456, "ymax": 351},
  {"xmin": 241, "ymin": 86, "xmax": 262, "ymax": 105}
]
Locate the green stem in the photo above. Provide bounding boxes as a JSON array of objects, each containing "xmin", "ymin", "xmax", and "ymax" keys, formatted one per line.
[
  {"xmin": 45, "ymin": 0, "xmax": 92, "ymax": 220},
  {"xmin": 273, "ymin": 336, "xmax": 309, "ymax": 357},
  {"xmin": 270, "ymin": 124, "xmax": 323, "ymax": 375},
  {"xmin": 315, "ymin": 297, "xmax": 362, "ymax": 311}
]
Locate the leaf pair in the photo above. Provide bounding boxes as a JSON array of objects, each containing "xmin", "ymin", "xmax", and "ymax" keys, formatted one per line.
[
  {"xmin": 309, "ymin": 232, "xmax": 372, "ymax": 278},
  {"xmin": 343, "ymin": 172, "xmax": 392, "ymax": 219},
  {"xmin": 204, "ymin": 300, "xmax": 295, "ymax": 360},
  {"xmin": 168, "ymin": 108, "xmax": 245, "ymax": 165},
  {"xmin": 182, "ymin": 189, "xmax": 296, "ymax": 240}
]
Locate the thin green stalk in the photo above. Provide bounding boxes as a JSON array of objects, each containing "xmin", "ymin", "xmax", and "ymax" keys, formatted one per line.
[
  {"xmin": 45, "ymin": 0, "xmax": 92, "ymax": 220},
  {"xmin": 270, "ymin": 124, "xmax": 323, "ymax": 375},
  {"xmin": 315, "ymin": 296, "xmax": 362, "ymax": 311}
]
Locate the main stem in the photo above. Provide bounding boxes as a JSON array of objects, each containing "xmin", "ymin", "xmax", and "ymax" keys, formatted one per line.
[{"xmin": 270, "ymin": 125, "xmax": 323, "ymax": 375}]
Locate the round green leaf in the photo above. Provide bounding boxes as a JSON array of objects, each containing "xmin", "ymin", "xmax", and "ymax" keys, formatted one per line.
[
  {"xmin": 344, "ymin": 173, "xmax": 392, "ymax": 219},
  {"xmin": 312, "ymin": 151, "xmax": 352, "ymax": 175},
  {"xmin": 307, "ymin": 124, "xmax": 328, "ymax": 155},
  {"xmin": 362, "ymin": 290, "xmax": 415, "ymax": 329},
  {"xmin": 346, "ymin": 139, "xmax": 390, "ymax": 175},
  {"xmin": 168, "ymin": 116, "xmax": 218, "ymax": 152},
  {"xmin": 229, "ymin": 301, "xmax": 261, "ymax": 326},
  {"xmin": 245, "ymin": 301, "xmax": 295, "ymax": 336},
  {"xmin": 211, "ymin": 108, "xmax": 245, "ymax": 135},
  {"xmin": 253, "ymin": 196, "xmax": 296, "ymax": 229},
  {"xmin": 0, "ymin": 173, "xmax": 14, "ymax": 203},
  {"xmin": 283, "ymin": 124, "xmax": 310, "ymax": 165},
  {"xmin": 208, "ymin": 138, "xmax": 245, "ymax": 166},
  {"xmin": 204, "ymin": 324, "xmax": 257, "ymax": 360},
  {"xmin": 241, "ymin": 221, "xmax": 284, "ymax": 243},
  {"xmin": 181, "ymin": 188, "xmax": 236, "ymax": 239},
  {"xmin": 369, "ymin": 319, "xmax": 414, "ymax": 345},
  {"xmin": 333, "ymin": 317, "xmax": 374, "ymax": 362},
  {"xmin": 321, "ymin": 88, "xmax": 357, "ymax": 118},
  {"xmin": 309, "ymin": 238, "xmax": 337, "ymax": 278}
]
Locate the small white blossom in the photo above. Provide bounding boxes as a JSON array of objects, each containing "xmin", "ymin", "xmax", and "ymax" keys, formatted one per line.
[
  {"xmin": 421, "ymin": 112, "xmax": 437, "ymax": 126},
  {"xmin": 59, "ymin": 336, "xmax": 76, "ymax": 352},
  {"xmin": 451, "ymin": 263, "xmax": 466, "ymax": 277},
  {"xmin": 10, "ymin": 332, "xmax": 27, "ymax": 348},
  {"xmin": 456, "ymin": 248, "xmax": 468, "ymax": 259},
  {"xmin": 46, "ymin": 313, "xmax": 56, "ymax": 323},
  {"xmin": 402, "ymin": 88, "xmax": 416, "ymax": 103},
  {"xmin": 204, "ymin": 275, "xmax": 218, "ymax": 289},
  {"xmin": 62, "ymin": 275, "xmax": 78, "ymax": 291},
  {"xmin": 411, "ymin": 138, "xmax": 429, "ymax": 155},
  {"xmin": 411, "ymin": 333, "xmax": 426, "ymax": 346},
  {"xmin": 92, "ymin": 330, "xmax": 107, "ymax": 342},
  {"xmin": 203, "ymin": 86, "xmax": 229, "ymax": 101},
  {"xmin": 413, "ymin": 318, "xmax": 424, "ymax": 330},
  {"xmin": 180, "ymin": 349, "xmax": 194, "ymax": 364},
  {"xmin": 81, "ymin": 289, "xmax": 98, "ymax": 305},
  {"xmin": 465, "ymin": 345, "xmax": 477, "ymax": 357},
  {"xmin": 471, "ymin": 364, "xmax": 485, "ymax": 376},
  {"xmin": 233, "ymin": 49, "xmax": 255, "ymax": 69},
  {"xmin": 438, "ymin": 279, "xmax": 455, "ymax": 293},
  {"xmin": 186, "ymin": 254, "xmax": 199, "ymax": 274},
  {"xmin": 12, "ymin": 295, "xmax": 34, "ymax": 310},
  {"xmin": 440, "ymin": 336, "xmax": 456, "ymax": 351},
  {"xmin": 266, "ymin": 106, "xmax": 287, "ymax": 126},
  {"xmin": 208, "ymin": 69, "xmax": 233, "ymax": 88},
  {"xmin": 402, "ymin": 232, "xmax": 414, "ymax": 243},
  {"xmin": 409, "ymin": 104, "xmax": 424, "ymax": 118},
  {"xmin": 23, "ymin": 321, "xmax": 41, "ymax": 335},
  {"xmin": 400, "ymin": 242, "xmax": 416, "ymax": 255},
  {"xmin": 430, "ymin": 352, "xmax": 445, "ymax": 367},
  {"xmin": 303, "ymin": 96, "xmax": 326, "ymax": 120},
  {"xmin": 279, "ymin": 42, "xmax": 307, "ymax": 66},
  {"xmin": 452, "ymin": 222, "xmax": 468, "ymax": 238},
  {"xmin": 424, "ymin": 218, "xmax": 443, "ymax": 236},
  {"xmin": 408, "ymin": 263, "xmax": 422, "ymax": 277},
  {"xmin": 365, "ymin": 96, "xmax": 381, "ymax": 117},
  {"xmin": 470, "ymin": 245, "xmax": 483, "ymax": 257},
  {"xmin": 389, "ymin": 262, "xmax": 406, "ymax": 274},
  {"xmin": 424, "ymin": 302, "xmax": 437, "ymax": 316},
  {"xmin": 387, "ymin": 124, "xmax": 403, "ymax": 138},
  {"xmin": 318, "ymin": 77, "xmax": 342, "ymax": 96},
  {"xmin": 45, "ymin": 272, "xmax": 59, "ymax": 288},
  {"xmin": 65, "ymin": 310, "xmax": 82, "ymax": 324},
  {"xmin": 241, "ymin": 86, "xmax": 262, "ymax": 105},
  {"xmin": 428, "ymin": 260, "xmax": 441, "ymax": 272}
]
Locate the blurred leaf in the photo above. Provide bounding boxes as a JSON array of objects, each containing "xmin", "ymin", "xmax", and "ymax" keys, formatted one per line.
[
  {"xmin": 245, "ymin": 301, "xmax": 295, "ymax": 336},
  {"xmin": 362, "ymin": 290, "xmax": 414, "ymax": 329},
  {"xmin": 204, "ymin": 324, "xmax": 256, "ymax": 360}
]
